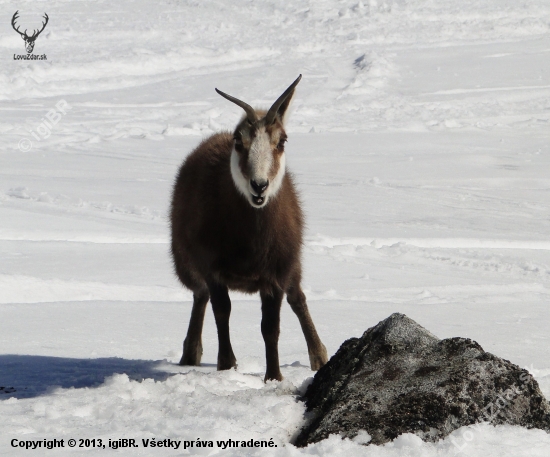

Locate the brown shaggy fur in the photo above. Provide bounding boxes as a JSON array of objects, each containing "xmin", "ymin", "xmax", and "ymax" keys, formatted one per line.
[
  {"xmin": 171, "ymin": 132, "xmax": 303, "ymax": 295},
  {"xmin": 170, "ymin": 82, "xmax": 328, "ymax": 381}
]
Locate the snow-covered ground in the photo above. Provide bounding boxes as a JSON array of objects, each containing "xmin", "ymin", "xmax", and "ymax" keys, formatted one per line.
[{"xmin": 1, "ymin": 0, "xmax": 550, "ymax": 455}]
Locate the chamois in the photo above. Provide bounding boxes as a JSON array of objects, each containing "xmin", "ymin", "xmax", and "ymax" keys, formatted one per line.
[{"xmin": 170, "ymin": 75, "xmax": 328, "ymax": 381}]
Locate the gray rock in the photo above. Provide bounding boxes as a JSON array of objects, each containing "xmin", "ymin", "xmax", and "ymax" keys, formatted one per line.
[{"xmin": 294, "ymin": 313, "xmax": 550, "ymax": 447}]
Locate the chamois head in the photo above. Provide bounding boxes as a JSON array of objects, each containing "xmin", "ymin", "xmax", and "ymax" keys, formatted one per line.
[{"xmin": 216, "ymin": 75, "xmax": 301, "ymax": 208}]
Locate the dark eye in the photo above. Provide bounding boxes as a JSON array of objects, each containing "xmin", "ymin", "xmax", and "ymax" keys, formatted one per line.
[
  {"xmin": 277, "ymin": 138, "xmax": 286, "ymax": 150},
  {"xmin": 233, "ymin": 136, "xmax": 244, "ymax": 151}
]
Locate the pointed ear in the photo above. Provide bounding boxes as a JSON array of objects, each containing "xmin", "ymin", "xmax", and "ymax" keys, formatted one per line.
[{"xmin": 276, "ymin": 88, "xmax": 295, "ymax": 125}]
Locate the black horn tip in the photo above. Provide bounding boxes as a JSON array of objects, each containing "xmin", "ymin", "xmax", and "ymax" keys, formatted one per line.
[
  {"xmin": 288, "ymin": 74, "xmax": 303, "ymax": 88},
  {"xmin": 264, "ymin": 74, "xmax": 303, "ymax": 125},
  {"xmin": 215, "ymin": 88, "xmax": 232, "ymax": 99}
]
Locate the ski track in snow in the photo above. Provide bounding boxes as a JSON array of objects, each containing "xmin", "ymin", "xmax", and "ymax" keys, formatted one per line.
[
  {"xmin": 1, "ymin": 0, "xmax": 550, "ymax": 455},
  {"xmin": 308, "ymin": 234, "xmax": 550, "ymax": 251}
]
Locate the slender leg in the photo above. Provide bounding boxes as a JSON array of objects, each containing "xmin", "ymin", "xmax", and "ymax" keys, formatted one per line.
[
  {"xmin": 260, "ymin": 286, "xmax": 284, "ymax": 382},
  {"xmin": 208, "ymin": 281, "xmax": 237, "ymax": 371},
  {"xmin": 179, "ymin": 288, "xmax": 209, "ymax": 366},
  {"xmin": 287, "ymin": 283, "xmax": 328, "ymax": 371},
  {"xmin": 172, "ymin": 240, "xmax": 210, "ymax": 366}
]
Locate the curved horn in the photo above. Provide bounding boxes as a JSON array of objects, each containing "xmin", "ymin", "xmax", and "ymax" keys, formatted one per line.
[
  {"xmin": 215, "ymin": 88, "xmax": 257, "ymax": 124},
  {"xmin": 265, "ymin": 74, "xmax": 302, "ymax": 125}
]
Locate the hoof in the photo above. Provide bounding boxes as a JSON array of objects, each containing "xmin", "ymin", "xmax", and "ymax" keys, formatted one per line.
[
  {"xmin": 180, "ymin": 339, "xmax": 202, "ymax": 366},
  {"xmin": 264, "ymin": 372, "xmax": 283, "ymax": 382},
  {"xmin": 309, "ymin": 345, "xmax": 329, "ymax": 371},
  {"xmin": 217, "ymin": 353, "xmax": 237, "ymax": 371}
]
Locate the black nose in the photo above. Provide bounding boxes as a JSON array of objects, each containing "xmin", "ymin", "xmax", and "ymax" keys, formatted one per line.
[{"xmin": 250, "ymin": 179, "xmax": 269, "ymax": 195}]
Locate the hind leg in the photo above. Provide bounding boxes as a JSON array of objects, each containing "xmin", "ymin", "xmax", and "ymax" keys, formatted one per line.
[
  {"xmin": 180, "ymin": 287, "xmax": 209, "ymax": 366},
  {"xmin": 172, "ymin": 242, "xmax": 209, "ymax": 366},
  {"xmin": 286, "ymin": 278, "xmax": 328, "ymax": 371}
]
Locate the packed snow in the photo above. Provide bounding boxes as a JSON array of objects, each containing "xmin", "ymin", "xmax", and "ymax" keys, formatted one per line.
[{"xmin": 1, "ymin": 0, "xmax": 550, "ymax": 455}]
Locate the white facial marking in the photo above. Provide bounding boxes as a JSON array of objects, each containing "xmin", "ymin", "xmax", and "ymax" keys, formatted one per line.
[
  {"xmin": 229, "ymin": 127, "xmax": 286, "ymax": 209},
  {"xmin": 269, "ymin": 152, "xmax": 285, "ymax": 198},
  {"xmin": 230, "ymin": 147, "xmax": 249, "ymax": 198},
  {"xmin": 248, "ymin": 128, "xmax": 273, "ymax": 185}
]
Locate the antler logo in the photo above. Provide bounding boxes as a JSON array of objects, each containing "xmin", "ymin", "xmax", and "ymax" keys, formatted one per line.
[{"xmin": 11, "ymin": 10, "xmax": 49, "ymax": 54}]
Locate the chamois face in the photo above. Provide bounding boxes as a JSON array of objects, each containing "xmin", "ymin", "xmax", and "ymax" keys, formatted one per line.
[
  {"xmin": 230, "ymin": 117, "xmax": 287, "ymax": 208},
  {"xmin": 216, "ymin": 75, "xmax": 302, "ymax": 209}
]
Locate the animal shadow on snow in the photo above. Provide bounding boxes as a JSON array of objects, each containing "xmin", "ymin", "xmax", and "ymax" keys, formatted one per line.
[{"xmin": 0, "ymin": 355, "xmax": 177, "ymax": 399}]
